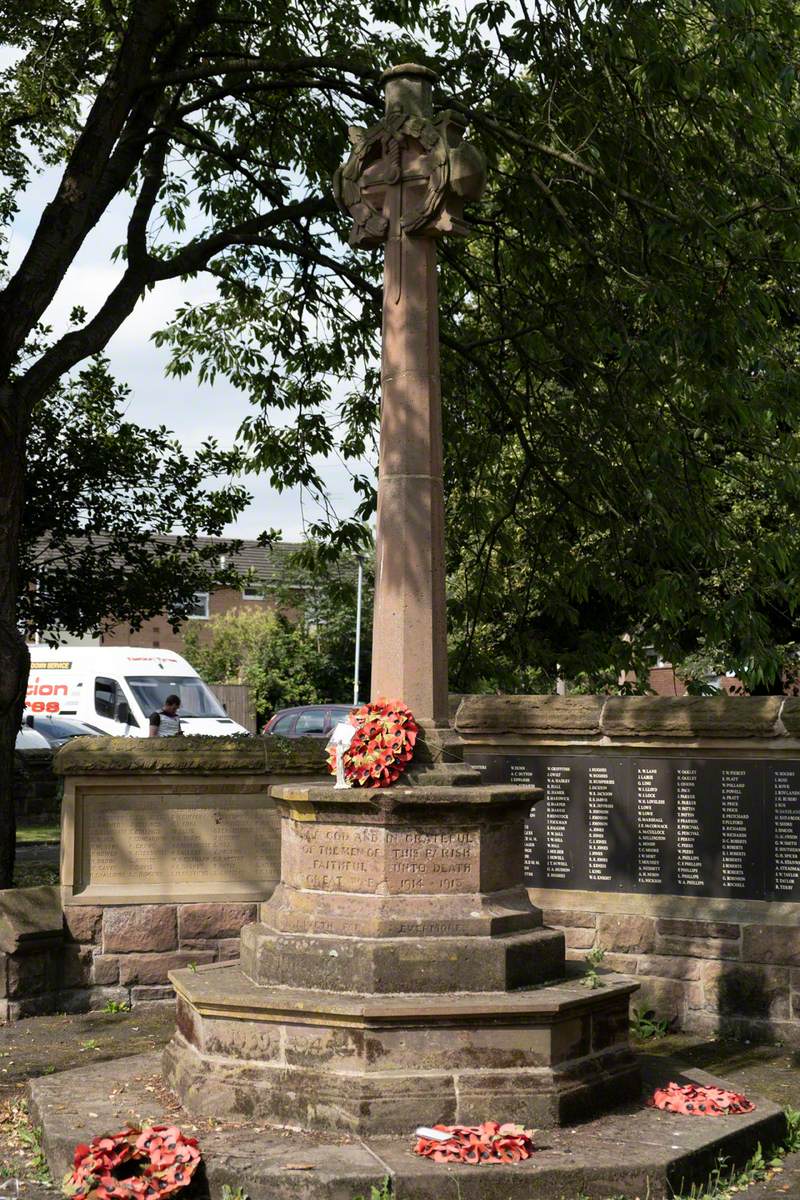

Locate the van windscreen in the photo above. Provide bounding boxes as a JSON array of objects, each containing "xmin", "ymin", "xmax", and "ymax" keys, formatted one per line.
[{"xmin": 125, "ymin": 676, "xmax": 226, "ymax": 718}]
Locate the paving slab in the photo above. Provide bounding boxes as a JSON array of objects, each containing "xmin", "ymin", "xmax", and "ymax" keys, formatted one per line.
[{"xmin": 28, "ymin": 1050, "xmax": 787, "ymax": 1200}]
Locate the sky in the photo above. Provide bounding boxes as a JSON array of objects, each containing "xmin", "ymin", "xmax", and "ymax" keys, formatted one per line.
[{"xmin": 6, "ymin": 130, "xmax": 372, "ymax": 544}]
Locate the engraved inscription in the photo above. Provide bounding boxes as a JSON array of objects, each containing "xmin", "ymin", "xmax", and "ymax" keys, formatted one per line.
[
  {"xmin": 285, "ymin": 823, "xmax": 384, "ymax": 892},
  {"xmin": 465, "ymin": 751, "xmax": 779, "ymax": 900},
  {"xmin": 772, "ymin": 767, "xmax": 800, "ymax": 894},
  {"xmin": 82, "ymin": 795, "xmax": 279, "ymax": 889},
  {"xmin": 284, "ymin": 822, "xmax": 481, "ymax": 893},
  {"xmin": 385, "ymin": 829, "xmax": 480, "ymax": 893}
]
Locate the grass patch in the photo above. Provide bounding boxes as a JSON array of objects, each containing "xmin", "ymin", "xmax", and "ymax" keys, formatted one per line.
[
  {"xmin": 0, "ymin": 1097, "xmax": 51, "ymax": 1185},
  {"xmin": 672, "ymin": 1106, "xmax": 800, "ymax": 1199},
  {"xmin": 16, "ymin": 823, "xmax": 60, "ymax": 845},
  {"xmin": 12, "ymin": 862, "xmax": 59, "ymax": 888}
]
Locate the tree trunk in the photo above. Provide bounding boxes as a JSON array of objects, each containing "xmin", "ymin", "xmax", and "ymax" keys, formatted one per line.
[{"xmin": 0, "ymin": 385, "xmax": 30, "ymax": 889}]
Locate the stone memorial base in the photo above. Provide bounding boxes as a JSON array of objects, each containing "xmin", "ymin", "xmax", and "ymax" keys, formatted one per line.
[
  {"xmin": 165, "ymin": 962, "xmax": 639, "ymax": 1132},
  {"xmin": 164, "ymin": 778, "xmax": 641, "ymax": 1133},
  {"xmin": 30, "ymin": 1050, "xmax": 787, "ymax": 1200}
]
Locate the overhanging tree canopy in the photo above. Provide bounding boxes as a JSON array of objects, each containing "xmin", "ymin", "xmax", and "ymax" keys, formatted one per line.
[{"xmin": 2, "ymin": 0, "xmax": 800, "ymax": 886}]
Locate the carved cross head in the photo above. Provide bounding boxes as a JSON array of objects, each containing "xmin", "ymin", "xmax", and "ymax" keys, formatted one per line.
[{"xmin": 333, "ymin": 63, "xmax": 486, "ymax": 249}]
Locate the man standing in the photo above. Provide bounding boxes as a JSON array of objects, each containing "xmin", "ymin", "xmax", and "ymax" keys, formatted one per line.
[{"xmin": 148, "ymin": 693, "xmax": 182, "ymax": 737}]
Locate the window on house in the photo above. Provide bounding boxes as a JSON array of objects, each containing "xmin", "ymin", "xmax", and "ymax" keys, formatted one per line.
[
  {"xmin": 242, "ymin": 584, "xmax": 263, "ymax": 601},
  {"xmin": 189, "ymin": 592, "xmax": 209, "ymax": 619}
]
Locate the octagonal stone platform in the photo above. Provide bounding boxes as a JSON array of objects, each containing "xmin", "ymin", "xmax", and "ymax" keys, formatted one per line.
[
  {"xmin": 164, "ymin": 778, "xmax": 642, "ymax": 1134},
  {"xmin": 31, "ymin": 1050, "xmax": 788, "ymax": 1200},
  {"xmin": 165, "ymin": 961, "xmax": 640, "ymax": 1133}
]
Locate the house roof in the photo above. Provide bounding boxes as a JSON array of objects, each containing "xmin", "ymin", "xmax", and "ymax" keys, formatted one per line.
[
  {"xmin": 33, "ymin": 534, "xmax": 358, "ymax": 586},
  {"xmin": 190, "ymin": 537, "xmax": 307, "ymax": 584}
]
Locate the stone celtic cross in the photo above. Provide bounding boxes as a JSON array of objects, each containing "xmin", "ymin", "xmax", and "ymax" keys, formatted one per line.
[{"xmin": 334, "ymin": 63, "xmax": 485, "ymax": 727}]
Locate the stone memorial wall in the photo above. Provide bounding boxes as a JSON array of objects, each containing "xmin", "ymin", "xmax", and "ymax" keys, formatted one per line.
[
  {"xmin": 457, "ymin": 694, "xmax": 800, "ymax": 1045},
  {"xmin": 0, "ymin": 736, "xmax": 328, "ymax": 1021}
]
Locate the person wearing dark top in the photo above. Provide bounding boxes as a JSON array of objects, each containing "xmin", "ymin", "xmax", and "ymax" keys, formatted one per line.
[{"xmin": 148, "ymin": 694, "xmax": 182, "ymax": 737}]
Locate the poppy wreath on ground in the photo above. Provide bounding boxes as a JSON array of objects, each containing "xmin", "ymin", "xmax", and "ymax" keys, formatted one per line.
[
  {"xmin": 414, "ymin": 1122, "xmax": 536, "ymax": 1164},
  {"xmin": 326, "ymin": 701, "xmax": 418, "ymax": 787},
  {"xmin": 647, "ymin": 1083, "xmax": 755, "ymax": 1116},
  {"xmin": 63, "ymin": 1125, "xmax": 201, "ymax": 1200}
]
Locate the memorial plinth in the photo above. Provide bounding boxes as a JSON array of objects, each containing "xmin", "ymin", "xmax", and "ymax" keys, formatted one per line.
[{"xmin": 164, "ymin": 775, "xmax": 640, "ymax": 1133}]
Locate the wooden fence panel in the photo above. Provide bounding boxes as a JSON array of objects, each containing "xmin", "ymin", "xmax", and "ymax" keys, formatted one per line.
[{"xmin": 209, "ymin": 684, "xmax": 256, "ymax": 733}]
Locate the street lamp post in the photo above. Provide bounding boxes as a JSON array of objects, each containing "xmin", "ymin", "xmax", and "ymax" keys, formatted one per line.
[{"xmin": 353, "ymin": 554, "xmax": 364, "ymax": 707}]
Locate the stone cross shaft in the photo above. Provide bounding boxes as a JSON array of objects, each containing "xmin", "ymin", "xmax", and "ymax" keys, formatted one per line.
[{"xmin": 334, "ymin": 63, "xmax": 485, "ymax": 726}]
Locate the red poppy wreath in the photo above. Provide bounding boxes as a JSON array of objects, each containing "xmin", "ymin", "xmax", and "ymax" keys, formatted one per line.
[
  {"xmin": 327, "ymin": 701, "xmax": 418, "ymax": 787},
  {"xmin": 64, "ymin": 1125, "xmax": 201, "ymax": 1200}
]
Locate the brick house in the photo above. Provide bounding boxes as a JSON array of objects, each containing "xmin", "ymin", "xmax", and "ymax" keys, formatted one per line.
[{"xmin": 99, "ymin": 538, "xmax": 306, "ymax": 656}]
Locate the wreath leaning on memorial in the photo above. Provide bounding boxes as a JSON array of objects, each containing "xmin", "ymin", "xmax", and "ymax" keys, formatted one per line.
[
  {"xmin": 63, "ymin": 1125, "xmax": 201, "ymax": 1200},
  {"xmin": 327, "ymin": 701, "xmax": 418, "ymax": 787}
]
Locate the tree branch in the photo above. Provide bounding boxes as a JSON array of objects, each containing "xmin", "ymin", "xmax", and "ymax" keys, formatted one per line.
[
  {"xmin": 0, "ymin": 0, "xmax": 172, "ymax": 370},
  {"xmin": 15, "ymin": 194, "xmax": 339, "ymax": 409}
]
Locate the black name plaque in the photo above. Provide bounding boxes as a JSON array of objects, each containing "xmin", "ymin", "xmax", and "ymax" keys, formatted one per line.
[{"xmin": 464, "ymin": 751, "xmax": 800, "ymax": 901}]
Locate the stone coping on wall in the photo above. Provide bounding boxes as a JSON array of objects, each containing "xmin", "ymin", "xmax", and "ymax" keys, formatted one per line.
[
  {"xmin": 54, "ymin": 734, "xmax": 327, "ymax": 775},
  {"xmin": 455, "ymin": 694, "xmax": 800, "ymax": 747},
  {"xmin": 527, "ymin": 887, "xmax": 800, "ymax": 927}
]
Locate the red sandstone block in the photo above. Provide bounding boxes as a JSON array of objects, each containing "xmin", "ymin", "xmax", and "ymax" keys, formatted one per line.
[
  {"xmin": 563, "ymin": 927, "xmax": 597, "ymax": 951},
  {"xmin": 597, "ymin": 914, "xmax": 655, "ymax": 955},
  {"xmin": 131, "ymin": 985, "xmax": 175, "ymax": 1003},
  {"xmin": 637, "ymin": 955, "xmax": 703, "ymax": 981},
  {"xmin": 7, "ymin": 949, "xmax": 60, "ymax": 999},
  {"xmin": 598, "ymin": 952, "xmax": 637, "ymax": 974},
  {"xmin": 656, "ymin": 935, "xmax": 740, "ymax": 961},
  {"xmin": 216, "ymin": 939, "xmax": 241, "ymax": 962},
  {"xmin": 541, "ymin": 908, "xmax": 597, "ymax": 929},
  {"xmin": 701, "ymin": 962, "xmax": 790, "ymax": 1020},
  {"xmin": 633, "ymin": 976, "xmax": 686, "ymax": 1024},
  {"xmin": 742, "ymin": 925, "xmax": 800, "ymax": 967},
  {"xmin": 656, "ymin": 919, "xmax": 739, "ymax": 940},
  {"xmin": 102, "ymin": 906, "xmax": 177, "ymax": 954},
  {"xmin": 178, "ymin": 903, "xmax": 257, "ymax": 940},
  {"xmin": 92, "ymin": 954, "xmax": 120, "ymax": 985},
  {"xmin": 118, "ymin": 951, "xmax": 215, "ymax": 986},
  {"xmin": 63, "ymin": 907, "xmax": 103, "ymax": 944},
  {"xmin": 61, "ymin": 944, "xmax": 93, "ymax": 989}
]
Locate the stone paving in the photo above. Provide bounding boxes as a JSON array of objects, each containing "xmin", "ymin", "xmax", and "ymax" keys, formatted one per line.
[{"xmin": 0, "ymin": 1009, "xmax": 799, "ymax": 1199}]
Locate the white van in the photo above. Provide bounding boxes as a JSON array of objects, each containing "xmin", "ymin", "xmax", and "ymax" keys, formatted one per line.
[{"xmin": 24, "ymin": 646, "xmax": 248, "ymax": 737}]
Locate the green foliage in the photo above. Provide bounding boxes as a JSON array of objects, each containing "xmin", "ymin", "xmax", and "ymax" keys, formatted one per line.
[
  {"xmin": 3, "ymin": 0, "xmax": 800, "ymax": 696},
  {"xmin": 672, "ymin": 1109, "xmax": 800, "ymax": 1199},
  {"xmin": 581, "ymin": 946, "xmax": 605, "ymax": 990},
  {"xmin": 441, "ymin": 0, "xmax": 800, "ymax": 691},
  {"xmin": 352, "ymin": 1180, "xmax": 391, "ymax": 1200},
  {"xmin": 102, "ymin": 1000, "xmax": 130, "ymax": 1014},
  {"xmin": 784, "ymin": 1106, "xmax": 800, "ymax": 1153},
  {"xmin": 21, "ymin": 356, "xmax": 250, "ymax": 640},
  {"xmin": 630, "ymin": 1007, "xmax": 669, "ymax": 1041},
  {"xmin": 221, "ymin": 1187, "xmax": 248, "ymax": 1200},
  {"xmin": 184, "ymin": 549, "xmax": 372, "ymax": 718},
  {"xmin": 15, "ymin": 823, "xmax": 59, "ymax": 845},
  {"xmin": 672, "ymin": 1141, "xmax": 784, "ymax": 1199}
]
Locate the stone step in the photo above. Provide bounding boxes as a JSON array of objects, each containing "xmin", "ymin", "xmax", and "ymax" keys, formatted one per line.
[{"xmin": 30, "ymin": 1050, "xmax": 787, "ymax": 1200}]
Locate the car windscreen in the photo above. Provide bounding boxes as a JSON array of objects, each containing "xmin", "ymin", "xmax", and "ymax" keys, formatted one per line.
[
  {"xmin": 124, "ymin": 676, "xmax": 226, "ymax": 718},
  {"xmin": 33, "ymin": 717, "xmax": 105, "ymax": 741}
]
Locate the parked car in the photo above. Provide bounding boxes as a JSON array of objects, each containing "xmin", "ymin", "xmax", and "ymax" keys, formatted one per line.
[
  {"xmin": 263, "ymin": 704, "xmax": 354, "ymax": 738},
  {"xmin": 21, "ymin": 714, "xmax": 107, "ymax": 748}
]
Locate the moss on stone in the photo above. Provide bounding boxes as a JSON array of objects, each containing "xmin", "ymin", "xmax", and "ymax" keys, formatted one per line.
[{"xmin": 53, "ymin": 735, "xmax": 327, "ymax": 776}]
